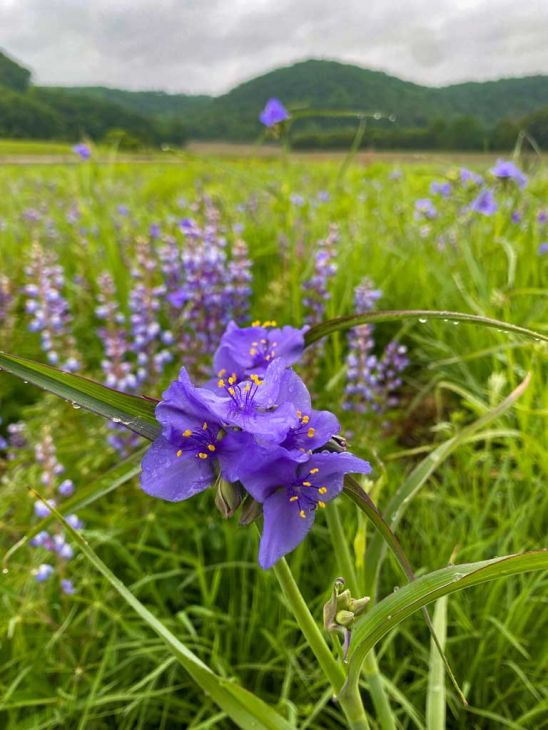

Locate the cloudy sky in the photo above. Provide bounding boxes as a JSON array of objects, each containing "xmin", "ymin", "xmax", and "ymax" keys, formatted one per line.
[{"xmin": 0, "ymin": 0, "xmax": 547, "ymax": 94}]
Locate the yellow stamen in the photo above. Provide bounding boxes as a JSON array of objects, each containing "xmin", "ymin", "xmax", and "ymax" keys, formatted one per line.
[
  {"xmin": 318, "ymin": 486, "xmax": 328, "ymax": 495},
  {"xmin": 202, "ymin": 422, "xmax": 208, "ymax": 430},
  {"xmin": 176, "ymin": 450, "xmax": 183, "ymax": 457},
  {"xmin": 307, "ymin": 428, "xmax": 316, "ymax": 438},
  {"xmin": 217, "ymin": 368, "xmax": 226, "ymax": 377},
  {"xmin": 299, "ymin": 509, "xmax": 306, "ymax": 519},
  {"xmin": 301, "ymin": 415, "xmax": 310, "ymax": 424},
  {"xmin": 228, "ymin": 386, "xmax": 235, "ymax": 396},
  {"xmin": 207, "ymin": 444, "xmax": 216, "ymax": 452},
  {"xmin": 198, "ymin": 452, "xmax": 208, "ymax": 460},
  {"xmin": 182, "ymin": 429, "xmax": 192, "ymax": 437},
  {"xmin": 317, "ymin": 501, "xmax": 326, "ymax": 509},
  {"xmin": 249, "ymin": 347, "xmax": 257, "ymax": 356},
  {"xmin": 252, "ymin": 320, "xmax": 261, "ymax": 327},
  {"xmin": 302, "ymin": 481, "xmax": 312, "ymax": 487},
  {"xmin": 296, "ymin": 410, "xmax": 302, "ymax": 418},
  {"xmin": 217, "ymin": 379, "xmax": 225, "ymax": 388},
  {"xmin": 228, "ymin": 374, "xmax": 237, "ymax": 385},
  {"xmin": 310, "ymin": 468, "xmax": 319, "ymax": 474},
  {"xmin": 289, "ymin": 496, "xmax": 298, "ymax": 502},
  {"xmin": 244, "ymin": 383, "xmax": 251, "ymax": 392},
  {"xmin": 271, "ymin": 320, "xmax": 277, "ymax": 327}
]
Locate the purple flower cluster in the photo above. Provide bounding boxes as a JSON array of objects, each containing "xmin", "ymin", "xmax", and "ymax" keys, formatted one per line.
[
  {"xmin": 415, "ymin": 199, "xmax": 437, "ymax": 220},
  {"xmin": 344, "ymin": 279, "xmax": 408, "ymax": 417},
  {"xmin": 30, "ymin": 429, "xmax": 82, "ymax": 594},
  {"xmin": 490, "ymin": 159, "xmax": 527, "ymax": 190},
  {"xmin": 140, "ymin": 321, "xmax": 371, "ymax": 568},
  {"xmin": 469, "ymin": 188, "xmax": 497, "ymax": 217},
  {"xmin": 24, "ymin": 243, "xmax": 80, "ymax": 371},
  {"xmin": 259, "ymin": 98, "xmax": 289, "ymax": 128},
  {"xmin": 430, "ymin": 181, "xmax": 452, "ymax": 198},
  {"xmin": 303, "ymin": 224, "xmax": 339, "ymax": 324}
]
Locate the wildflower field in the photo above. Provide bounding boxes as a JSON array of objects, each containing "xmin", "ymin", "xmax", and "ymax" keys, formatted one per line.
[{"xmin": 0, "ymin": 150, "xmax": 547, "ymax": 729}]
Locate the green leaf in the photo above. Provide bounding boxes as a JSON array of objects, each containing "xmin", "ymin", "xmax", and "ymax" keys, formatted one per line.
[
  {"xmin": 304, "ymin": 310, "xmax": 548, "ymax": 346},
  {"xmin": 0, "ymin": 351, "xmax": 160, "ymax": 440},
  {"xmin": 364, "ymin": 373, "xmax": 531, "ymax": 600},
  {"xmin": 341, "ymin": 551, "xmax": 548, "ymax": 698},
  {"xmin": 40, "ymin": 496, "xmax": 295, "ymax": 730},
  {"xmin": 426, "ymin": 596, "xmax": 448, "ymax": 730},
  {"xmin": 2, "ymin": 447, "xmax": 146, "ymax": 570}
]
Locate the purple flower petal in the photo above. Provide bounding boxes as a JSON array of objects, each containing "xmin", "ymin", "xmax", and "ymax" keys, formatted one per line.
[
  {"xmin": 140, "ymin": 435, "xmax": 214, "ymax": 501},
  {"xmin": 259, "ymin": 489, "xmax": 315, "ymax": 569}
]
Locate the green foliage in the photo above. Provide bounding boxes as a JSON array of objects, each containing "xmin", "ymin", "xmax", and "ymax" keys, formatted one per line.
[{"xmin": 0, "ymin": 50, "xmax": 31, "ymax": 92}]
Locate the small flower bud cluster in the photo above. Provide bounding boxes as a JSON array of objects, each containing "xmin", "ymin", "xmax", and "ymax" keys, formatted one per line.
[
  {"xmin": 344, "ymin": 279, "xmax": 408, "ymax": 417},
  {"xmin": 24, "ymin": 242, "xmax": 80, "ymax": 371},
  {"xmin": 30, "ymin": 429, "xmax": 82, "ymax": 595},
  {"xmin": 0, "ymin": 274, "xmax": 14, "ymax": 330},
  {"xmin": 225, "ymin": 238, "xmax": 252, "ymax": 323},
  {"xmin": 303, "ymin": 224, "xmax": 339, "ymax": 324}
]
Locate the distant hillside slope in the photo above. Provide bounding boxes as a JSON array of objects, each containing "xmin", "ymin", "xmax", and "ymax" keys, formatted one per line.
[
  {"xmin": 0, "ymin": 50, "xmax": 31, "ymax": 92},
  {"xmin": 55, "ymin": 59, "xmax": 548, "ymax": 142}
]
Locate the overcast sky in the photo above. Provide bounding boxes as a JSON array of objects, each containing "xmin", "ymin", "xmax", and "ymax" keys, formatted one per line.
[{"xmin": 1, "ymin": 0, "xmax": 547, "ymax": 94}]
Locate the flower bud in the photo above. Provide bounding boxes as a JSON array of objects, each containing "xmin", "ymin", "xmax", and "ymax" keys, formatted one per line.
[{"xmin": 214, "ymin": 479, "xmax": 244, "ymax": 519}]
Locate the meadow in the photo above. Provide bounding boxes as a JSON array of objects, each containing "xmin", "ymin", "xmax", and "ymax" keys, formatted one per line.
[{"xmin": 0, "ymin": 149, "xmax": 546, "ymax": 729}]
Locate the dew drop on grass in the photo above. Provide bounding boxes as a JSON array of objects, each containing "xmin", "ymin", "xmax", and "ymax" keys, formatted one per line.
[
  {"xmin": 418, "ymin": 318, "xmax": 427, "ymax": 324},
  {"xmin": 71, "ymin": 402, "xmax": 81, "ymax": 409},
  {"xmin": 2, "ymin": 568, "xmax": 8, "ymax": 574},
  {"xmin": 111, "ymin": 417, "xmax": 121, "ymax": 423}
]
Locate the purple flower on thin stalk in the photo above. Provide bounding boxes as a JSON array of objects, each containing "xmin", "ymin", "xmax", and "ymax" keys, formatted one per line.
[
  {"xmin": 430, "ymin": 181, "xmax": 452, "ymax": 198},
  {"xmin": 459, "ymin": 168, "xmax": 483, "ymax": 186},
  {"xmin": 237, "ymin": 451, "xmax": 371, "ymax": 568},
  {"xmin": 61, "ymin": 579, "xmax": 76, "ymax": 595},
  {"xmin": 415, "ymin": 199, "xmax": 437, "ymax": 220},
  {"xmin": 213, "ymin": 320, "xmax": 305, "ymax": 379},
  {"xmin": 469, "ymin": 188, "xmax": 497, "ymax": 216},
  {"xmin": 303, "ymin": 225, "xmax": 339, "ymax": 325},
  {"xmin": 24, "ymin": 243, "xmax": 80, "ymax": 371},
  {"xmin": 259, "ymin": 98, "xmax": 289, "ymax": 127},
  {"xmin": 537, "ymin": 211, "xmax": 547, "ymax": 224},
  {"xmin": 511, "ymin": 211, "xmax": 522, "ymax": 224},
  {"xmin": 538, "ymin": 243, "xmax": 548, "ymax": 255},
  {"xmin": 72, "ymin": 143, "xmax": 91, "ymax": 160},
  {"xmin": 490, "ymin": 159, "xmax": 527, "ymax": 190},
  {"xmin": 35, "ymin": 564, "xmax": 54, "ymax": 582}
]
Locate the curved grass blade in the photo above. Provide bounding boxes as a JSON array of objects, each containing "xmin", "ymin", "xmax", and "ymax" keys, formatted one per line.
[
  {"xmin": 341, "ymin": 551, "xmax": 548, "ymax": 698},
  {"xmin": 0, "ymin": 351, "xmax": 160, "ymax": 440},
  {"xmin": 426, "ymin": 596, "xmax": 448, "ymax": 730},
  {"xmin": 2, "ymin": 447, "xmax": 146, "ymax": 570},
  {"xmin": 364, "ymin": 373, "xmax": 531, "ymax": 601},
  {"xmin": 304, "ymin": 310, "xmax": 548, "ymax": 346},
  {"xmin": 37, "ymin": 494, "xmax": 295, "ymax": 730}
]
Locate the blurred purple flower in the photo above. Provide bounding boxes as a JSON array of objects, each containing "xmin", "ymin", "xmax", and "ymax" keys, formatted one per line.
[
  {"xmin": 415, "ymin": 198, "xmax": 437, "ymax": 220},
  {"xmin": 35, "ymin": 564, "xmax": 54, "ymax": 582},
  {"xmin": 490, "ymin": 159, "xmax": 527, "ymax": 190},
  {"xmin": 72, "ymin": 143, "xmax": 91, "ymax": 160},
  {"xmin": 460, "ymin": 168, "xmax": 483, "ymax": 186},
  {"xmin": 539, "ymin": 243, "xmax": 548, "ymax": 255},
  {"xmin": 430, "ymin": 181, "xmax": 452, "ymax": 198},
  {"xmin": 259, "ymin": 98, "xmax": 289, "ymax": 127},
  {"xmin": 470, "ymin": 188, "xmax": 497, "ymax": 216}
]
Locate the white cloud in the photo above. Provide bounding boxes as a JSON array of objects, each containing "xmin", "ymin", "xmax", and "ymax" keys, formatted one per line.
[{"xmin": 0, "ymin": 0, "xmax": 546, "ymax": 93}]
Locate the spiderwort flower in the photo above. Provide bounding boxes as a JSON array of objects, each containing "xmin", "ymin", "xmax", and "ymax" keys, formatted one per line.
[
  {"xmin": 430, "ymin": 181, "xmax": 452, "ymax": 198},
  {"xmin": 538, "ymin": 243, "xmax": 548, "ymax": 255},
  {"xmin": 34, "ymin": 563, "xmax": 54, "ymax": 582},
  {"xmin": 213, "ymin": 320, "xmax": 306, "ymax": 378},
  {"xmin": 72, "ymin": 143, "xmax": 91, "ymax": 160},
  {"xmin": 61, "ymin": 579, "xmax": 76, "ymax": 595},
  {"xmin": 238, "ymin": 451, "xmax": 372, "ymax": 568},
  {"xmin": 490, "ymin": 159, "xmax": 527, "ymax": 190},
  {"xmin": 414, "ymin": 198, "xmax": 437, "ymax": 220},
  {"xmin": 259, "ymin": 98, "xmax": 289, "ymax": 127},
  {"xmin": 470, "ymin": 188, "xmax": 497, "ymax": 216},
  {"xmin": 459, "ymin": 168, "xmax": 483, "ymax": 186}
]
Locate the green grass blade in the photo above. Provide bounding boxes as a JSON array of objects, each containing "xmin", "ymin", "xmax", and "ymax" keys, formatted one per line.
[
  {"xmin": 0, "ymin": 351, "xmax": 160, "ymax": 440},
  {"xmin": 2, "ymin": 447, "xmax": 146, "ymax": 570},
  {"xmin": 364, "ymin": 373, "xmax": 531, "ymax": 600},
  {"xmin": 304, "ymin": 311, "xmax": 548, "ymax": 346},
  {"xmin": 40, "ymin": 497, "xmax": 295, "ymax": 730},
  {"xmin": 426, "ymin": 596, "xmax": 448, "ymax": 730},
  {"xmin": 342, "ymin": 551, "xmax": 548, "ymax": 696}
]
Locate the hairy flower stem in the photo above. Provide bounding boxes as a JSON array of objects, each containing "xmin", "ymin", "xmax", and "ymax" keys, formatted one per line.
[
  {"xmin": 271, "ymin": 552, "xmax": 370, "ymax": 729},
  {"xmin": 326, "ymin": 501, "xmax": 396, "ymax": 730}
]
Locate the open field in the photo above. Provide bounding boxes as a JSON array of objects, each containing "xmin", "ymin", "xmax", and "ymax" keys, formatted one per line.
[{"xmin": 0, "ymin": 153, "xmax": 547, "ymax": 729}]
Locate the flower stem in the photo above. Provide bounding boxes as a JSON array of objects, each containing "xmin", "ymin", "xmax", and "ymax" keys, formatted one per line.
[
  {"xmin": 326, "ymin": 501, "xmax": 396, "ymax": 730},
  {"xmin": 271, "ymin": 556, "xmax": 370, "ymax": 730}
]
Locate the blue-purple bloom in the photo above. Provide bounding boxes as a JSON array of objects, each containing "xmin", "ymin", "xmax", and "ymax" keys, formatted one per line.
[
  {"xmin": 539, "ymin": 243, "xmax": 548, "ymax": 255},
  {"xmin": 430, "ymin": 181, "xmax": 452, "ymax": 198},
  {"xmin": 35, "ymin": 563, "xmax": 54, "ymax": 582},
  {"xmin": 459, "ymin": 168, "xmax": 483, "ymax": 186},
  {"xmin": 72, "ymin": 143, "xmax": 91, "ymax": 160},
  {"xmin": 490, "ymin": 159, "xmax": 527, "ymax": 190},
  {"xmin": 415, "ymin": 198, "xmax": 437, "ymax": 220},
  {"xmin": 470, "ymin": 188, "xmax": 497, "ymax": 216},
  {"xmin": 61, "ymin": 579, "xmax": 76, "ymax": 595},
  {"xmin": 213, "ymin": 320, "xmax": 305, "ymax": 378},
  {"xmin": 259, "ymin": 98, "xmax": 289, "ymax": 127},
  {"xmin": 140, "ymin": 322, "xmax": 371, "ymax": 567}
]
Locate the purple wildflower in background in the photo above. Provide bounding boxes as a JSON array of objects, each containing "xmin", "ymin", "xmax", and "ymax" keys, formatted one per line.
[
  {"xmin": 61, "ymin": 579, "xmax": 76, "ymax": 595},
  {"xmin": 470, "ymin": 188, "xmax": 497, "ymax": 216},
  {"xmin": 460, "ymin": 168, "xmax": 483, "ymax": 186},
  {"xmin": 317, "ymin": 191, "xmax": 330, "ymax": 203},
  {"xmin": 414, "ymin": 198, "xmax": 437, "ymax": 220},
  {"xmin": 303, "ymin": 224, "xmax": 339, "ymax": 325},
  {"xmin": 213, "ymin": 320, "xmax": 305, "ymax": 378},
  {"xmin": 538, "ymin": 243, "xmax": 548, "ymax": 255},
  {"xmin": 259, "ymin": 98, "xmax": 289, "ymax": 127},
  {"xmin": 150, "ymin": 223, "xmax": 161, "ymax": 239},
  {"xmin": 490, "ymin": 159, "xmax": 527, "ymax": 190},
  {"xmin": 511, "ymin": 210, "xmax": 522, "ymax": 224},
  {"xmin": 35, "ymin": 564, "xmax": 54, "ymax": 582},
  {"xmin": 72, "ymin": 143, "xmax": 91, "ymax": 160},
  {"xmin": 24, "ymin": 243, "xmax": 80, "ymax": 371},
  {"xmin": 0, "ymin": 274, "xmax": 14, "ymax": 327},
  {"xmin": 290, "ymin": 193, "xmax": 305, "ymax": 207},
  {"xmin": 538, "ymin": 211, "xmax": 547, "ymax": 224},
  {"xmin": 430, "ymin": 181, "xmax": 452, "ymax": 198},
  {"xmin": 237, "ymin": 450, "xmax": 371, "ymax": 568},
  {"xmin": 225, "ymin": 239, "xmax": 253, "ymax": 324}
]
